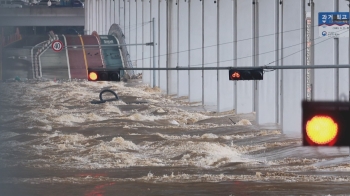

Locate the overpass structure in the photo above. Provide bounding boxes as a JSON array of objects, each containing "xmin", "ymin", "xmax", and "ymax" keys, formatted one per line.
[
  {"xmin": 0, "ymin": 7, "xmax": 84, "ymax": 26},
  {"xmin": 1, "ymin": 31, "xmax": 132, "ymax": 81}
]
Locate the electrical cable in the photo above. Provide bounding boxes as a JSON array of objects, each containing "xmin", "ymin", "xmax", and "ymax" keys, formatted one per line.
[
  {"xmin": 264, "ymin": 29, "xmax": 349, "ymax": 67},
  {"xmin": 36, "ymin": 21, "xmax": 334, "ymax": 58},
  {"xmin": 120, "ymin": 21, "xmax": 151, "ymax": 28},
  {"xmin": 83, "ymin": 0, "xmax": 350, "ymax": 65},
  {"xmin": 30, "ymin": 23, "xmax": 349, "ymax": 69},
  {"xmin": 38, "ymin": 26, "xmax": 348, "ymax": 70},
  {"xmin": 262, "ymin": 29, "xmax": 349, "ymax": 73},
  {"xmin": 105, "ymin": 28, "xmax": 350, "ymax": 68},
  {"xmin": 123, "ymin": 22, "xmax": 150, "ymax": 34}
]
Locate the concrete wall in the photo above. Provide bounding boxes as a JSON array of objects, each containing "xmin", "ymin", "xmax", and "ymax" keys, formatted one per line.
[
  {"xmin": 177, "ymin": 0, "xmax": 189, "ymax": 98},
  {"xmin": 256, "ymin": 0, "xmax": 279, "ymax": 125},
  {"xmin": 85, "ymin": 0, "xmax": 350, "ymax": 136},
  {"xmin": 142, "ymin": 0, "xmax": 151, "ymax": 85},
  {"xmin": 313, "ymin": 0, "xmax": 336, "ymax": 101},
  {"xmin": 158, "ymin": 0, "xmax": 167, "ymax": 92},
  {"xmin": 217, "ymin": 0, "xmax": 235, "ymax": 112},
  {"xmin": 129, "ymin": 0, "xmax": 137, "ymax": 75},
  {"xmin": 150, "ymin": 0, "xmax": 159, "ymax": 87},
  {"xmin": 338, "ymin": 0, "xmax": 350, "ymax": 100},
  {"xmin": 203, "ymin": 0, "xmax": 218, "ymax": 106},
  {"xmin": 281, "ymin": 0, "xmax": 305, "ymax": 136},
  {"xmin": 189, "ymin": 0, "xmax": 203, "ymax": 103},
  {"xmin": 168, "ymin": 0, "xmax": 178, "ymax": 95}
]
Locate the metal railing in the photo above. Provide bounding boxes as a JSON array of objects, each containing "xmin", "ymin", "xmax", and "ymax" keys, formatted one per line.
[
  {"xmin": 108, "ymin": 24, "xmax": 135, "ymax": 78},
  {"xmin": 32, "ymin": 31, "xmax": 58, "ymax": 79}
]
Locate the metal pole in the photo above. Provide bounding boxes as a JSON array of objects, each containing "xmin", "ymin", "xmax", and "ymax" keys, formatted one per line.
[
  {"xmin": 0, "ymin": 27, "xmax": 3, "ymax": 81},
  {"xmin": 306, "ymin": 11, "xmax": 312, "ymax": 101},
  {"xmin": 335, "ymin": 0, "xmax": 339, "ymax": 100},
  {"xmin": 24, "ymin": 43, "xmax": 153, "ymax": 49},
  {"xmin": 348, "ymin": 1, "xmax": 350, "ymax": 106},
  {"xmin": 118, "ymin": 64, "xmax": 350, "ymax": 70},
  {"xmin": 153, "ymin": 17, "xmax": 156, "ymax": 87},
  {"xmin": 349, "ymin": 0, "xmax": 350, "ymax": 157}
]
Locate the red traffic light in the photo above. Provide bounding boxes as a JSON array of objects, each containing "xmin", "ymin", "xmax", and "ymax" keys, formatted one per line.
[
  {"xmin": 229, "ymin": 68, "xmax": 263, "ymax": 80},
  {"xmin": 302, "ymin": 101, "xmax": 350, "ymax": 146},
  {"xmin": 88, "ymin": 72, "xmax": 98, "ymax": 81},
  {"xmin": 88, "ymin": 69, "xmax": 120, "ymax": 81},
  {"xmin": 231, "ymin": 72, "xmax": 241, "ymax": 79},
  {"xmin": 306, "ymin": 115, "xmax": 338, "ymax": 145}
]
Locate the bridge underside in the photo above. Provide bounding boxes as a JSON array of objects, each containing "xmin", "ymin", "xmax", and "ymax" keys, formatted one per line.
[
  {"xmin": 0, "ymin": 7, "xmax": 84, "ymax": 26},
  {"xmin": 0, "ymin": 16, "xmax": 84, "ymax": 26}
]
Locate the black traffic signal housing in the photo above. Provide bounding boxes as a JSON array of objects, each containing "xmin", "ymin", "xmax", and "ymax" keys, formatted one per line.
[
  {"xmin": 229, "ymin": 68, "xmax": 263, "ymax": 80},
  {"xmin": 88, "ymin": 69, "xmax": 120, "ymax": 81},
  {"xmin": 302, "ymin": 101, "xmax": 350, "ymax": 146}
]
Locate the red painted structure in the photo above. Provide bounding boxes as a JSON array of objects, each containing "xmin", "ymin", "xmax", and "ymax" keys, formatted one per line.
[
  {"xmin": 82, "ymin": 34, "xmax": 104, "ymax": 70},
  {"xmin": 2, "ymin": 33, "xmax": 122, "ymax": 81},
  {"xmin": 65, "ymin": 35, "xmax": 87, "ymax": 79},
  {"xmin": 65, "ymin": 35, "xmax": 105, "ymax": 79}
]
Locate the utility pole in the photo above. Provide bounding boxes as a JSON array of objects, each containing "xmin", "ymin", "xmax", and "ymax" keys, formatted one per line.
[
  {"xmin": 0, "ymin": 27, "xmax": 3, "ymax": 81},
  {"xmin": 152, "ymin": 17, "xmax": 156, "ymax": 88},
  {"xmin": 346, "ymin": 0, "xmax": 350, "ymax": 156},
  {"xmin": 347, "ymin": 0, "xmax": 350, "ymax": 103}
]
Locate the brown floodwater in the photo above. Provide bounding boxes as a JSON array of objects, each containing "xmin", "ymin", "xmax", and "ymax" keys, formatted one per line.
[{"xmin": 0, "ymin": 79, "xmax": 349, "ymax": 196}]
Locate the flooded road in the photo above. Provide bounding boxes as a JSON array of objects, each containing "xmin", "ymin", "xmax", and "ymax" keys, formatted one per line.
[{"xmin": 0, "ymin": 79, "xmax": 349, "ymax": 195}]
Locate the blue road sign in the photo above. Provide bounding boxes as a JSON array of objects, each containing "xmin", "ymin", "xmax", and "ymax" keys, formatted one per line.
[
  {"xmin": 318, "ymin": 12, "xmax": 349, "ymax": 25},
  {"xmin": 318, "ymin": 12, "xmax": 349, "ymax": 37}
]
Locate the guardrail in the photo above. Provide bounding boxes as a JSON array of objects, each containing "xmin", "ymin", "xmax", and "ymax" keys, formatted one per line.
[{"xmin": 32, "ymin": 31, "xmax": 57, "ymax": 79}]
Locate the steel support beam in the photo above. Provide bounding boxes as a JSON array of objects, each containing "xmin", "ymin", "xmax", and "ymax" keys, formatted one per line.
[{"xmin": 116, "ymin": 65, "xmax": 350, "ymax": 70}]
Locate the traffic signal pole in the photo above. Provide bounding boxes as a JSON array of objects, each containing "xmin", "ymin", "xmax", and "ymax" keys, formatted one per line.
[
  {"xmin": 0, "ymin": 27, "xmax": 2, "ymax": 81},
  {"xmin": 117, "ymin": 64, "xmax": 350, "ymax": 71},
  {"xmin": 152, "ymin": 17, "xmax": 156, "ymax": 88},
  {"xmin": 25, "ymin": 43, "xmax": 154, "ymax": 49}
]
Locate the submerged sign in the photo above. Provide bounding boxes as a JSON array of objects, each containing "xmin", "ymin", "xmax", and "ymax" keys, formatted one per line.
[{"xmin": 318, "ymin": 12, "xmax": 349, "ymax": 38}]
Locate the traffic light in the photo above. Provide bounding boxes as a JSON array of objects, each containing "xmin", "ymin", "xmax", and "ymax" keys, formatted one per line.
[
  {"xmin": 302, "ymin": 101, "xmax": 350, "ymax": 146},
  {"xmin": 229, "ymin": 68, "xmax": 263, "ymax": 80},
  {"xmin": 88, "ymin": 69, "xmax": 120, "ymax": 81}
]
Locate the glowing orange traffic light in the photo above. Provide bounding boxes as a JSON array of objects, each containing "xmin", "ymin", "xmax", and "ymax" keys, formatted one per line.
[
  {"xmin": 231, "ymin": 72, "xmax": 240, "ymax": 79},
  {"xmin": 305, "ymin": 115, "xmax": 338, "ymax": 145},
  {"xmin": 87, "ymin": 69, "xmax": 120, "ymax": 81},
  {"xmin": 89, "ymin": 72, "xmax": 98, "ymax": 81},
  {"xmin": 229, "ymin": 68, "xmax": 263, "ymax": 80},
  {"xmin": 302, "ymin": 101, "xmax": 350, "ymax": 147}
]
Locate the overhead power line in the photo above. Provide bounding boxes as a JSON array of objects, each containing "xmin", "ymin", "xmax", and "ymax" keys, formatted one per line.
[
  {"xmin": 28, "ymin": 24, "xmax": 349, "ymax": 68},
  {"xmin": 107, "ymin": 28, "xmax": 349, "ymax": 68},
  {"xmin": 34, "ymin": 22, "xmax": 325, "ymax": 52},
  {"xmin": 43, "ymin": 64, "xmax": 350, "ymax": 71}
]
